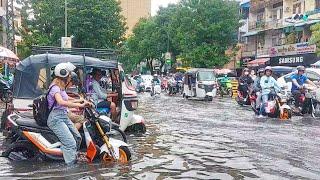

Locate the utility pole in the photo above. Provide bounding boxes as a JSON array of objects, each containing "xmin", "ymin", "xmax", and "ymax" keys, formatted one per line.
[
  {"xmin": 65, "ymin": 0, "xmax": 67, "ymax": 37},
  {"xmin": 6, "ymin": 0, "xmax": 15, "ymax": 52}
]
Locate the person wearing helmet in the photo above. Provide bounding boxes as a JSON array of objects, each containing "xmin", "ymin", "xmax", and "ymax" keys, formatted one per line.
[
  {"xmin": 259, "ymin": 66, "xmax": 282, "ymax": 116},
  {"xmin": 253, "ymin": 68, "xmax": 264, "ymax": 113},
  {"xmin": 238, "ymin": 68, "xmax": 254, "ymax": 98},
  {"xmin": 290, "ymin": 66, "xmax": 317, "ymax": 110},
  {"xmin": 47, "ymin": 63, "xmax": 90, "ymax": 165},
  {"xmin": 91, "ymin": 68, "xmax": 117, "ymax": 121},
  {"xmin": 152, "ymin": 74, "xmax": 160, "ymax": 84}
]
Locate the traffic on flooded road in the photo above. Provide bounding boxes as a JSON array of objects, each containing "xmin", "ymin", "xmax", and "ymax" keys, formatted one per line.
[{"xmin": 1, "ymin": 93, "xmax": 320, "ymax": 179}]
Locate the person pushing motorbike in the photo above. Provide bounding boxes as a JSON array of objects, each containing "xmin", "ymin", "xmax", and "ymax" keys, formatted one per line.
[
  {"xmin": 259, "ymin": 66, "xmax": 282, "ymax": 117},
  {"xmin": 290, "ymin": 66, "xmax": 318, "ymax": 112}
]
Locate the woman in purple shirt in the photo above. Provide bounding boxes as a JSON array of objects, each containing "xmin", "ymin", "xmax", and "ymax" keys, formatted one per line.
[{"xmin": 47, "ymin": 63, "xmax": 89, "ymax": 165}]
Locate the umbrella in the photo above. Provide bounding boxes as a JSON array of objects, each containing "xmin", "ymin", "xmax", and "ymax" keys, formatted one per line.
[{"xmin": 0, "ymin": 46, "xmax": 19, "ymax": 60}]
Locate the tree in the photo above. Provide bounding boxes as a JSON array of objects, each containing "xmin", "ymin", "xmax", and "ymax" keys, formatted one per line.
[
  {"xmin": 123, "ymin": 0, "xmax": 240, "ymax": 71},
  {"xmin": 16, "ymin": 0, "xmax": 126, "ymax": 59},
  {"xmin": 171, "ymin": 0, "xmax": 240, "ymax": 68},
  {"xmin": 310, "ymin": 23, "xmax": 320, "ymax": 56}
]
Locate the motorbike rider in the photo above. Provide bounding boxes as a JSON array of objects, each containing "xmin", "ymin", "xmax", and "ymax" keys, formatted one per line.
[
  {"xmin": 47, "ymin": 62, "xmax": 90, "ymax": 165},
  {"xmin": 253, "ymin": 68, "xmax": 264, "ymax": 114},
  {"xmin": 259, "ymin": 66, "xmax": 282, "ymax": 116},
  {"xmin": 91, "ymin": 68, "xmax": 117, "ymax": 121},
  {"xmin": 238, "ymin": 68, "xmax": 254, "ymax": 98},
  {"xmin": 151, "ymin": 74, "xmax": 160, "ymax": 94},
  {"xmin": 290, "ymin": 66, "xmax": 318, "ymax": 111}
]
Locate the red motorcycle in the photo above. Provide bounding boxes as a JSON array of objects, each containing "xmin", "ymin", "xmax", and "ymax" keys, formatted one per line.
[{"xmin": 161, "ymin": 78, "xmax": 169, "ymax": 92}]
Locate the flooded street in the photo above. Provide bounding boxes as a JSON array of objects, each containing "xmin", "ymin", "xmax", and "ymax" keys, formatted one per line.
[{"xmin": 1, "ymin": 94, "xmax": 320, "ymax": 179}]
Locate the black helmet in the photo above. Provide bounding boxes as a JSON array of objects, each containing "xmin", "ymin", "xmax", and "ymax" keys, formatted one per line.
[
  {"xmin": 257, "ymin": 68, "xmax": 264, "ymax": 74},
  {"xmin": 297, "ymin": 66, "xmax": 305, "ymax": 71}
]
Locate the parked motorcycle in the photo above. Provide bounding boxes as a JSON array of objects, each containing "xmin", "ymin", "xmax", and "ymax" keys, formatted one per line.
[
  {"xmin": 217, "ymin": 77, "xmax": 232, "ymax": 97},
  {"xmin": 0, "ymin": 76, "xmax": 13, "ymax": 103},
  {"xmin": 3, "ymin": 107, "xmax": 131, "ymax": 163}
]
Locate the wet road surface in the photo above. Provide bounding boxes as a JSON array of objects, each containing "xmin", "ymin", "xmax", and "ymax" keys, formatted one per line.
[{"xmin": 0, "ymin": 93, "xmax": 320, "ymax": 179}]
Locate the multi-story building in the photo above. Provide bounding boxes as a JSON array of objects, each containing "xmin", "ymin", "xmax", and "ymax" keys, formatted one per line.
[
  {"xmin": 118, "ymin": 0, "xmax": 151, "ymax": 36},
  {"xmin": 241, "ymin": 0, "xmax": 320, "ymax": 68}
]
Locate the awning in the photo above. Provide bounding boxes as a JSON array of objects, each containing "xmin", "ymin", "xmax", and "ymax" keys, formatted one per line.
[
  {"xmin": 247, "ymin": 58, "xmax": 270, "ymax": 67},
  {"xmin": 242, "ymin": 31, "xmax": 259, "ymax": 37},
  {"xmin": 295, "ymin": 19, "xmax": 320, "ymax": 27},
  {"xmin": 240, "ymin": 1, "xmax": 250, "ymax": 8}
]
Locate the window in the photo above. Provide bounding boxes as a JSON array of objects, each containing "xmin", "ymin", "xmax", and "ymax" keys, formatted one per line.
[
  {"xmin": 316, "ymin": 0, "xmax": 320, "ymax": 9},
  {"xmin": 293, "ymin": 2, "xmax": 302, "ymax": 14},
  {"xmin": 197, "ymin": 71, "xmax": 216, "ymax": 81},
  {"xmin": 257, "ymin": 12, "xmax": 264, "ymax": 22}
]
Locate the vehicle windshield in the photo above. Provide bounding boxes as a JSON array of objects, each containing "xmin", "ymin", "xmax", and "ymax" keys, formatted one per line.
[{"xmin": 197, "ymin": 71, "xmax": 216, "ymax": 81}]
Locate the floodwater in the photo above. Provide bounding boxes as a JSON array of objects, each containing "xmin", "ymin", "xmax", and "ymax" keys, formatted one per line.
[{"xmin": 0, "ymin": 94, "xmax": 320, "ymax": 179}]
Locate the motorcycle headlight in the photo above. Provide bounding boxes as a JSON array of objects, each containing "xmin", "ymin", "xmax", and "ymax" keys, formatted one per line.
[{"xmin": 198, "ymin": 84, "xmax": 205, "ymax": 89}]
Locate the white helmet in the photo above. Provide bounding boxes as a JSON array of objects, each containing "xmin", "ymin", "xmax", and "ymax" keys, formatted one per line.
[{"xmin": 54, "ymin": 63, "xmax": 70, "ymax": 78}]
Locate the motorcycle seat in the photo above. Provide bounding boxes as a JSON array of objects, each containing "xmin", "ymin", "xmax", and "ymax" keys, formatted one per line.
[{"xmin": 15, "ymin": 117, "xmax": 51, "ymax": 131}]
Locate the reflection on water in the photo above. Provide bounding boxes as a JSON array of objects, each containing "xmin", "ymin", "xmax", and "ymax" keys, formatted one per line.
[{"xmin": 0, "ymin": 94, "xmax": 320, "ymax": 179}]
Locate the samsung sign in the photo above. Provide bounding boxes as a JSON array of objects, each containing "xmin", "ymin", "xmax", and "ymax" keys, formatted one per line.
[
  {"xmin": 278, "ymin": 56, "xmax": 303, "ymax": 64},
  {"xmin": 270, "ymin": 53, "xmax": 318, "ymax": 67}
]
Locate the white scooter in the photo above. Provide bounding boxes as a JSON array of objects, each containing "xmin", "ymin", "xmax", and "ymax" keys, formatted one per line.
[
  {"xmin": 3, "ymin": 107, "xmax": 131, "ymax": 163},
  {"xmin": 150, "ymin": 82, "xmax": 161, "ymax": 97}
]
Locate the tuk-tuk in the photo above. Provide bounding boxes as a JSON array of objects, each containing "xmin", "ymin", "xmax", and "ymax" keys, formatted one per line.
[
  {"xmin": 7, "ymin": 53, "xmax": 145, "ymax": 133},
  {"xmin": 183, "ymin": 68, "xmax": 217, "ymax": 101}
]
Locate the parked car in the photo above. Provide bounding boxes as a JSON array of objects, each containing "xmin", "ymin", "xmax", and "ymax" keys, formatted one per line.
[{"xmin": 277, "ymin": 68, "xmax": 320, "ymax": 93}]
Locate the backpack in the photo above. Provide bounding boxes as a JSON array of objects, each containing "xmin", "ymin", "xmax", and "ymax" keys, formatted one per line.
[{"xmin": 33, "ymin": 86, "xmax": 56, "ymax": 126}]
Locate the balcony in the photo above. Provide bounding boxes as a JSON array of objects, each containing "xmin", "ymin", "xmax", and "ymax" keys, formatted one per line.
[
  {"xmin": 248, "ymin": 19, "xmax": 283, "ymax": 31},
  {"xmin": 251, "ymin": 0, "xmax": 283, "ymax": 12}
]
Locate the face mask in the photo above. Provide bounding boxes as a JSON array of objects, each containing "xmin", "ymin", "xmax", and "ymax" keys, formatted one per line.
[{"xmin": 244, "ymin": 72, "xmax": 249, "ymax": 75}]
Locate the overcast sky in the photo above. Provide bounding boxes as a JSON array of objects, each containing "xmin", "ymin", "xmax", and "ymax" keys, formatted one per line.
[{"xmin": 151, "ymin": 0, "xmax": 179, "ymax": 16}]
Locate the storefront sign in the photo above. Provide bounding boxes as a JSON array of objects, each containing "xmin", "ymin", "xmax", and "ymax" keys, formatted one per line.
[
  {"xmin": 270, "ymin": 53, "xmax": 319, "ymax": 67},
  {"xmin": 269, "ymin": 43, "xmax": 316, "ymax": 57}
]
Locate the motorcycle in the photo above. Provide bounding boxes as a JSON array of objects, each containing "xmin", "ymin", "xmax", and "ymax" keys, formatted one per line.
[
  {"xmin": 0, "ymin": 76, "xmax": 13, "ymax": 103},
  {"xmin": 289, "ymin": 86, "xmax": 320, "ymax": 118},
  {"xmin": 168, "ymin": 80, "xmax": 178, "ymax": 95},
  {"xmin": 217, "ymin": 77, "xmax": 233, "ymax": 97},
  {"xmin": 136, "ymin": 81, "xmax": 145, "ymax": 93},
  {"xmin": 2, "ymin": 107, "xmax": 131, "ymax": 163},
  {"xmin": 177, "ymin": 80, "xmax": 183, "ymax": 94},
  {"xmin": 236, "ymin": 83, "xmax": 256, "ymax": 107},
  {"xmin": 161, "ymin": 78, "xmax": 168, "ymax": 92},
  {"xmin": 150, "ymin": 82, "xmax": 161, "ymax": 97},
  {"xmin": 259, "ymin": 88, "xmax": 292, "ymax": 120}
]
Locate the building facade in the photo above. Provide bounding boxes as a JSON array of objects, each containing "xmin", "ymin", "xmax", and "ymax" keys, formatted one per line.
[
  {"xmin": 241, "ymin": 0, "xmax": 320, "ymax": 68},
  {"xmin": 118, "ymin": 0, "xmax": 151, "ymax": 36}
]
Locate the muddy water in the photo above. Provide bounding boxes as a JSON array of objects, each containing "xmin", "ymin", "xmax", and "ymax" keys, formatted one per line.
[{"xmin": 0, "ymin": 94, "xmax": 320, "ymax": 179}]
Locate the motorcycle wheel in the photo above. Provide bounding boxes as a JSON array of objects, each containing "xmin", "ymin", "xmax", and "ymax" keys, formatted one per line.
[
  {"xmin": 2, "ymin": 141, "xmax": 40, "ymax": 161},
  {"xmin": 101, "ymin": 146, "xmax": 131, "ymax": 163},
  {"xmin": 1, "ymin": 90, "xmax": 13, "ymax": 103}
]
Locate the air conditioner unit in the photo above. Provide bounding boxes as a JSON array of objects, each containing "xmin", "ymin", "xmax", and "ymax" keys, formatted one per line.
[{"xmin": 285, "ymin": 7, "xmax": 290, "ymax": 12}]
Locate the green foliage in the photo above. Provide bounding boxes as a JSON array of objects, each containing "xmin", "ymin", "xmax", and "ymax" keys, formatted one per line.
[
  {"xmin": 310, "ymin": 23, "xmax": 320, "ymax": 56},
  {"xmin": 16, "ymin": 0, "xmax": 126, "ymax": 59},
  {"xmin": 125, "ymin": 0, "xmax": 239, "ymax": 70}
]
